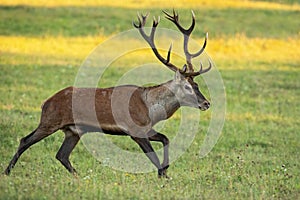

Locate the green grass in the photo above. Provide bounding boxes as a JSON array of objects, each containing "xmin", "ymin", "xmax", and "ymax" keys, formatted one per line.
[
  {"xmin": 1, "ymin": 65, "xmax": 299, "ymax": 199},
  {"xmin": 1, "ymin": 1, "xmax": 299, "ymax": 199},
  {"xmin": 0, "ymin": 5, "xmax": 299, "ymax": 38}
]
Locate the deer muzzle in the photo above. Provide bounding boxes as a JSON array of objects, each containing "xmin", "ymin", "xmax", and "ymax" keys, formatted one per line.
[{"xmin": 199, "ymin": 100, "xmax": 210, "ymax": 111}]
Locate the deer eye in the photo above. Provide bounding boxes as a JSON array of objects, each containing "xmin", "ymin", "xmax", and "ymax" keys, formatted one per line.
[{"xmin": 184, "ymin": 85, "xmax": 192, "ymax": 92}]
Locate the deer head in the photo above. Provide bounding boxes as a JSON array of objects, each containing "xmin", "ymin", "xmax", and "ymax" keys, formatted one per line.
[{"xmin": 133, "ymin": 10, "xmax": 212, "ymax": 111}]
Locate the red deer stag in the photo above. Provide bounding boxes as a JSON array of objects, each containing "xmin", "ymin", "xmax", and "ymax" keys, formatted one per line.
[{"xmin": 4, "ymin": 10, "xmax": 211, "ymax": 178}]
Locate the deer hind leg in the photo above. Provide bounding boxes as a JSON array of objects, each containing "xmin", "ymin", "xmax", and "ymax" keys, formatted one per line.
[
  {"xmin": 4, "ymin": 126, "xmax": 57, "ymax": 175},
  {"xmin": 148, "ymin": 130, "xmax": 170, "ymax": 178},
  {"xmin": 55, "ymin": 127, "xmax": 80, "ymax": 175}
]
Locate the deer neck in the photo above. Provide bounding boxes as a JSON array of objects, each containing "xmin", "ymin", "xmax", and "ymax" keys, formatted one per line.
[{"xmin": 143, "ymin": 80, "xmax": 180, "ymax": 125}]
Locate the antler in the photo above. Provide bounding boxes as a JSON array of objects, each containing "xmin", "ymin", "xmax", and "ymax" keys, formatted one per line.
[
  {"xmin": 133, "ymin": 11, "xmax": 211, "ymax": 77},
  {"xmin": 133, "ymin": 13, "xmax": 182, "ymax": 73},
  {"xmin": 163, "ymin": 9, "xmax": 211, "ymax": 75}
]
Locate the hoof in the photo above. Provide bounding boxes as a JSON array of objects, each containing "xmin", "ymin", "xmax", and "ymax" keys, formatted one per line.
[
  {"xmin": 158, "ymin": 165, "xmax": 169, "ymax": 178},
  {"xmin": 4, "ymin": 168, "xmax": 11, "ymax": 176}
]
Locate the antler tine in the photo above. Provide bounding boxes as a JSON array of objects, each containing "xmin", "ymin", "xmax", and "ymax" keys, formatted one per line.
[
  {"xmin": 200, "ymin": 59, "xmax": 212, "ymax": 74},
  {"xmin": 163, "ymin": 9, "xmax": 178, "ymax": 23},
  {"xmin": 199, "ymin": 61, "xmax": 203, "ymax": 72},
  {"xmin": 182, "ymin": 64, "xmax": 187, "ymax": 73},
  {"xmin": 132, "ymin": 19, "xmax": 140, "ymax": 29},
  {"xmin": 150, "ymin": 16, "xmax": 160, "ymax": 40},
  {"xmin": 132, "ymin": 12, "xmax": 149, "ymax": 28},
  {"xmin": 133, "ymin": 12, "xmax": 180, "ymax": 73},
  {"xmin": 166, "ymin": 43, "xmax": 173, "ymax": 63},
  {"xmin": 152, "ymin": 16, "xmax": 160, "ymax": 27},
  {"xmin": 163, "ymin": 9, "xmax": 195, "ymax": 36},
  {"xmin": 187, "ymin": 10, "xmax": 196, "ymax": 35},
  {"xmin": 189, "ymin": 32, "xmax": 208, "ymax": 58},
  {"xmin": 182, "ymin": 59, "xmax": 212, "ymax": 77}
]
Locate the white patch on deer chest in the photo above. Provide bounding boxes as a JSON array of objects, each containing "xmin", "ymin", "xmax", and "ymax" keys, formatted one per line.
[{"xmin": 149, "ymin": 103, "xmax": 167, "ymax": 122}]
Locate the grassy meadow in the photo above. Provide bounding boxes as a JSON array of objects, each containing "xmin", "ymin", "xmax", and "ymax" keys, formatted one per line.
[{"xmin": 0, "ymin": 0, "xmax": 299, "ymax": 199}]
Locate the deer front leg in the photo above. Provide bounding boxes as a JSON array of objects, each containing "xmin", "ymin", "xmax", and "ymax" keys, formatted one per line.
[
  {"xmin": 148, "ymin": 130, "xmax": 169, "ymax": 178},
  {"xmin": 131, "ymin": 136, "xmax": 166, "ymax": 178}
]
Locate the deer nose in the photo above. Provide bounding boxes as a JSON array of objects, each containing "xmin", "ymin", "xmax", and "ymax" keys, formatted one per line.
[
  {"xmin": 204, "ymin": 101, "xmax": 210, "ymax": 108},
  {"xmin": 200, "ymin": 101, "xmax": 210, "ymax": 110}
]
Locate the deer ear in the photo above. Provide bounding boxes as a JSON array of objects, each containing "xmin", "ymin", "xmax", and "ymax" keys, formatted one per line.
[{"xmin": 174, "ymin": 70, "xmax": 184, "ymax": 82}]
